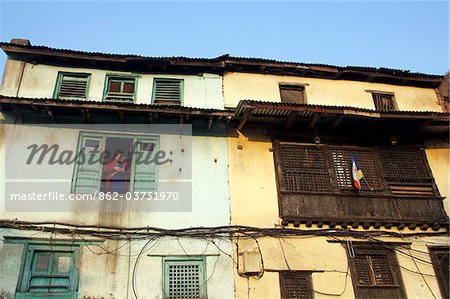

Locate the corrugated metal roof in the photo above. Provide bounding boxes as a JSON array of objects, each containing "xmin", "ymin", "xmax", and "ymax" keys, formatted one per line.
[
  {"xmin": 0, "ymin": 41, "xmax": 443, "ymax": 80},
  {"xmin": 236, "ymin": 100, "xmax": 450, "ymax": 117}
]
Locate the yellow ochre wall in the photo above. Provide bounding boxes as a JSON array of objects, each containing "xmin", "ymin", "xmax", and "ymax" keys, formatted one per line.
[
  {"xmin": 223, "ymin": 72, "xmax": 442, "ymax": 112},
  {"xmin": 227, "ymin": 129, "xmax": 449, "ymax": 299}
]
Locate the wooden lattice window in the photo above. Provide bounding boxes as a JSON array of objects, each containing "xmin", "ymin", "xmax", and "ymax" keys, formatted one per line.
[
  {"xmin": 152, "ymin": 78, "xmax": 184, "ymax": 106},
  {"xmin": 429, "ymin": 247, "xmax": 449, "ymax": 299},
  {"xmin": 330, "ymin": 147, "xmax": 384, "ymax": 193},
  {"xmin": 54, "ymin": 72, "xmax": 90, "ymax": 99},
  {"xmin": 349, "ymin": 246, "xmax": 405, "ymax": 299},
  {"xmin": 279, "ymin": 84, "xmax": 306, "ymax": 104},
  {"xmin": 163, "ymin": 257, "xmax": 207, "ymax": 299},
  {"xmin": 378, "ymin": 148, "xmax": 437, "ymax": 197},
  {"xmin": 276, "ymin": 143, "xmax": 331, "ymax": 193},
  {"xmin": 279, "ymin": 271, "xmax": 313, "ymax": 299},
  {"xmin": 372, "ymin": 93, "xmax": 397, "ymax": 112}
]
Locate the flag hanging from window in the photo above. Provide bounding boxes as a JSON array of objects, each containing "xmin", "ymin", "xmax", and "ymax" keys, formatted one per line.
[{"xmin": 351, "ymin": 154, "xmax": 364, "ymax": 191}]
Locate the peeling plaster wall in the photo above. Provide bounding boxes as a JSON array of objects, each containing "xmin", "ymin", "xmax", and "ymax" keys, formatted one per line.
[{"xmin": 0, "ymin": 61, "xmax": 224, "ymax": 110}]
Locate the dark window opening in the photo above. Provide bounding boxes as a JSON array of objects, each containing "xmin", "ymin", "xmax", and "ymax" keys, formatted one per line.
[{"xmin": 279, "ymin": 85, "xmax": 306, "ymax": 104}]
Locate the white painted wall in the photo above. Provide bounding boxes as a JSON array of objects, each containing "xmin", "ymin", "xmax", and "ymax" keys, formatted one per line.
[
  {"xmin": 0, "ymin": 122, "xmax": 235, "ymax": 298},
  {"xmin": 0, "ymin": 60, "xmax": 225, "ymax": 109}
]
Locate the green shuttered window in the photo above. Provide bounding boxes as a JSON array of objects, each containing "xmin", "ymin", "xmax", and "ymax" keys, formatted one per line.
[
  {"xmin": 152, "ymin": 78, "xmax": 184, "ymax": 106},
  {"xmin": 54, "ymin": 72, "xmax": 90, "ymax": 100},
  {"xmin": 16, "ymin": 243, "xmax": 80, "ymax": 299},
  {"xmin": 72, "ymin": 132, "xmax": 158, "ymax": 193},
  {"xmin": 163, "ymin": 257, "xmax": 207, "ymax": 299},
  {"xmin": 104, "ymin": 75, "xmax": 137, "ymax": 102}
]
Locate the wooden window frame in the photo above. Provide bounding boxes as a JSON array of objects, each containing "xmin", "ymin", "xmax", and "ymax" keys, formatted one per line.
[
  {"xmin": 71, "ymin": 131, "xmax": 159, "ymax": 194},
  {"xmin": 279, "ymin": 271, "xmax": 314, "ymax": 299},
  {"xmin": 162, "ymin": 256, "xmax": 207, "ymax": 299},
  {"xmin": 273, "ymin": 141, "xmax": 439, "ymax": 198},
  {"xmin": 103, "ymin": 74, "xmax": 139, "ymax": 102},
  {"xmin": 53, "ymin": 72, "xmax": 91, "ymax": 100},
  {"xmin": 347, "ymin": 244, "xmax": 406, "ymax": 299},
  {"xmin": 279, "ymin": 83, "xmax": 308, "ymax": 104},
  {"xmin": 366, "ymin": 90, "xmax": 398, "ymax": 112},
  {"xmin": 151, "ymin": 78, "xmax": 184, "ymax": 106},
  {"xmin": 429, "ymin": 247, "xmax": 449, "ymax": 299},
  {"xmin": 15, "ymin": 242, "xmax": 81, "ymax": 298}
]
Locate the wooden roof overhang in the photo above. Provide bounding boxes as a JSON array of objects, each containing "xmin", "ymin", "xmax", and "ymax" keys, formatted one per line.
[
  {"xmin": 0, "ymin": 96, "xmax": 233, "ymax": 130},
  {"xmin": 233, "ymin": 100, "xmax": 450, "ymax": 143},
  {"xmin": 0, "ymin": 42, "xmax": 444, "ymax": 88}
]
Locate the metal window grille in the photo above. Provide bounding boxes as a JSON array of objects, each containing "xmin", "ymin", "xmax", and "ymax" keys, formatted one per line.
[
  {"xmin": 153, "ymin": 79, "xmax": 183, "ymax": 105},
  {"xmin": 57, "ymin": 73, "xmax": 89, "ymax": 99},
  {"xmin": 279, "ymin": 271, "xmax": 313, "ymax": 299},
  {"xmin": 164, "ymin": 259, "xmax": 206, "ymax": 299}
]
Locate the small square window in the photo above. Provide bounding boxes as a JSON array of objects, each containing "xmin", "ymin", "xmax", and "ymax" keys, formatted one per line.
[
  {"xmin": 54, "ymin": 72, "xmax": 90, "ymax": 99},
  {"xmin": 163, "ymin": 257, "xmax": 207, "ymax": 299},
  {"xmin": 279, "ymin": 271, "xmax": 313, "ymax": 299},
  {"xmin": 152, "ymin": 78, "xmax": 183, "ymax": 106},
  {"xmin": 371, "ymin": 92, "xmax": 397, "ymax": 112},
  {"xmin": 104, "ymin": 76, "xmax": 137, "ymax": 102},
  {"xmin": 279, "ymin": 84, "xmax": 306, "ymax": 104}
]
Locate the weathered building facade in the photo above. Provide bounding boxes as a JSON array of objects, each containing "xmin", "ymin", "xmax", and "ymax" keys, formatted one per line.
[{"xmin": 0, "ymin": 39, "xmax": 448, "ymax": 299}]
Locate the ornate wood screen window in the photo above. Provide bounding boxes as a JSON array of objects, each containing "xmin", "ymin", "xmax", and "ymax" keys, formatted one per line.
[
  {"xmin": 348, "ymin": 245, "xmax": 406, "ymax": 299},
  {"xmin": 273, "ymin": 141, "xmax": 445, "ymax": 225},
  {"xmin": 274, "ymin": 142, "xmax": 439, "ymax": 197},
  {"xmin": 429, "ymin": 247, "xmax": 449, "ymax": 299},
  {"xmin": 279, "ymin": 271, "xmax": 313, "ymax": 299}
]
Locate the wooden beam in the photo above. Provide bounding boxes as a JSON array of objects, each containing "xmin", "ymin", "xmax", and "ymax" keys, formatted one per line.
[
  {"xmin": 206, "ymin": 116, "xmax": 214, "ymax": 131},
  {"xmin": 11, "ymin": 105, "xmax": 23, "ymax": 123},
  {"xmin": 237, "ymin": 108, "xmax": 253, "ymax": 131},
  {"xmin": 148, "ymin": 112, "xmax": 154, "ymax": 123},
  {"xmin": 80, "ymin": 108, "xmax": 92, "ymax": 124},
  {"xmin": 329, "ymin": 115, "xmax": 344, "ymax": 133},
  {"xmin": 283, "ymin": 111, "xmax": 299, "ymax": 130},
  {"xmin": 45, "ymin": 109, "xmax": 56, "ymax": 123},
  {"xmin": 308, "ymin": 113, "xmax": 320, "ymax": 129},
  {"xmin": 118, "ymin": 111, "xmax": 125, "ymax": 123}
]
